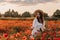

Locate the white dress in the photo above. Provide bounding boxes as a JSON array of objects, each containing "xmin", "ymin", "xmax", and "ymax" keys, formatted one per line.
[{"xmin": 31, "ymin": 18, "xmax": 45, "ymax": 37}]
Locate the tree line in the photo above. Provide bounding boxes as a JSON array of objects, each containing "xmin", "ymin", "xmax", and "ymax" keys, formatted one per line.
[
  {"xmin": 0, "ymin": 9, "xmax": 60, "ymax": 19},
  {"xmin": 0, "ymin": 9, "xmax": 48, "ymax": 17}
]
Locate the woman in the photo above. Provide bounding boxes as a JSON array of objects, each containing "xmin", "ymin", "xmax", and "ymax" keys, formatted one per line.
[{"xmin": 30, "ymin": 10, "xmax": 46, "ymax": 38}]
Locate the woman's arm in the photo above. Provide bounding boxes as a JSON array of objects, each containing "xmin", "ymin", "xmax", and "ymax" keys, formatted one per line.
[
  {"xmin": 41, "ymin": 21, "xmax": 46, "ymax": 31},
  {"xmin": 43, "ymin": 21, "xmax": 46, "ymax": 29},
  {"xmin": 31, "ymin": 18, "xmax": 37, "ymax": 30}
]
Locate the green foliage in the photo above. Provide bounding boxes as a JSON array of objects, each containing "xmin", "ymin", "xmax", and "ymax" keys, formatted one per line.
[
  {"xmin": 22, "ymin": 11, "xmax": 31, "ymax": 17},
  {"xmin": 4, "ymin": 9, "xmax": 21, "ymax": 17},
  {"xmin": 44, "ymin": 13, "xmax": 49, "ymax": 20},
  {"xmin": 53, "ymin": 9, "xmax": 60, "ymax": 18},
  {"xmin": 4, "ymin": 9, "xmax": 12, "ymax": 17},
  {"xmin": 44, "ymin": 13, "xmax": 49, "ymax": 17}
]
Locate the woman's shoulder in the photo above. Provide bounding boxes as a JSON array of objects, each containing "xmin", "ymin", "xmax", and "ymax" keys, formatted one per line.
[
  {"xmin": 33, "ymin": 18, "xmax": 37, "ymax": 22},
  {"xmin": 34, "ymin": 18, "xmax": 37, "ymax": 20}
]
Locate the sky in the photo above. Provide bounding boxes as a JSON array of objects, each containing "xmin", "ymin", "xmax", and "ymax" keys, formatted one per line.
[{"xmin": 0, "ymin": 0, "xmax": 60, "ymax": 16}]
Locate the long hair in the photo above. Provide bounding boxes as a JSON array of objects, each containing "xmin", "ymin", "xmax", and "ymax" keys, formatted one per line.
[{"xmin": 34, "ymin": 10, "xmax": 44, "ymax": 24}]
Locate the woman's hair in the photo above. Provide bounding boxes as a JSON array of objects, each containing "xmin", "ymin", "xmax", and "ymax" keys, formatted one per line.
[{"xmin": 34, "ymin": 10, "xmax": 44, "ymax": 24}]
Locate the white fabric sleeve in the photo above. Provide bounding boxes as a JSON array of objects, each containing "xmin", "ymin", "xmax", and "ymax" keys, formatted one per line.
[{"xmin": 31, "ymin": 19, "xmax": 37, "ymax": 29}]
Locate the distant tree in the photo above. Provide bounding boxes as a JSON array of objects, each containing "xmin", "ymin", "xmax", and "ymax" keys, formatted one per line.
[
  {"xmin": 44, "ymin": 13, "xmax": 49, "ymax": 17},
  {"xmin": 44, "ymin": 13, "xmax": 49, "ymax": 18},
  {"xmin": 30, "ymin": 14, "xmax": 34, "ymax": 17},
  {"xmin": 52, "ymin": 9, "xmax": 60, "ymax": 18},
  {"xmin": 22, "ymin": 11, "xmax": 31, "ymax": 17},
  {"xmin": 12, "ymin": 10, "xmax": 14, "ymax": 13},
  {"xmin": 14, "ymin": 11, "xmax": 19, "ymax": 17},
  {"xmin": 4, "ymin": 9, "xmax": 12, "ymax": 17},
  {"xmin": 17, "ymin": 14, "xmax": 22, "ymax": 18},
  {"xmin": 4, "ymin": 9, "xmax": 19, "ymax": 17},
  {"xmin": 31, "ymin": 13, "xmax": 35, "ymax": 17},
  {"xmin": 11, "ymin": 9, "xmax": 15, "ymax": 17},
  {"xmin": 11, "ymin": 10, "xmax": 18, "ymax": 17}
]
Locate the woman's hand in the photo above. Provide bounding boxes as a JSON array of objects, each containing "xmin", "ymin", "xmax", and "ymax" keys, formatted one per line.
[{"xmin": 31, "ymin": 27, "xmax": 34, "ymax": 30}]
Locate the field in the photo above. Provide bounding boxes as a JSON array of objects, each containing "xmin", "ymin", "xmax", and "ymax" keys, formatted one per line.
[{"xmin": 0, "ymin": 18, "xmax": 60, "ymax": 40}]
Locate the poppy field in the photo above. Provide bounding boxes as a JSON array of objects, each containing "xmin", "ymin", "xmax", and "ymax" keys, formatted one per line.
[{"xmin": 0, "ymin": 18, "xmax": 60, "ymax": 40}]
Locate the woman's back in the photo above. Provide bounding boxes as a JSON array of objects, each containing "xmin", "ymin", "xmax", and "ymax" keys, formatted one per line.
[{"xmin": 33, "ymin": 18, "xmax": 43, "ymax": 30}]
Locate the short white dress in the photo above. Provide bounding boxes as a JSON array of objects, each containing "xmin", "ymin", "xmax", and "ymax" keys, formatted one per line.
[{"xmin": 31, "ymin": 18, "xmax": 45, "ymax": 37}]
